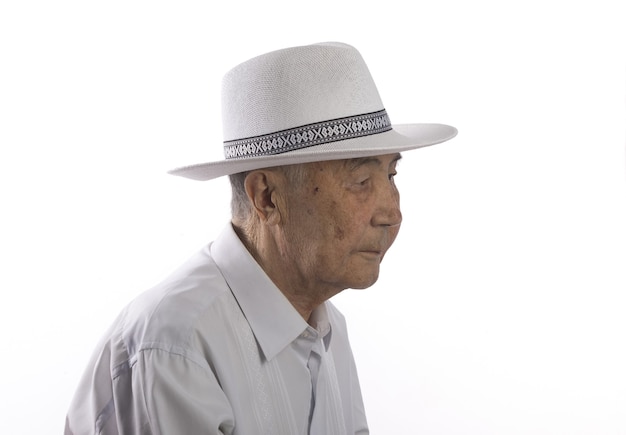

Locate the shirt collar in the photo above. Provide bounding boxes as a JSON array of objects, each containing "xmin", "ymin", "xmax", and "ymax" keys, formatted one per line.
[
  {"xmin": 210, "ymin": 224, "xmax": 332, "ymax": 360},
  {"xmin": 309, "ymin": 303, "xmax": 332, "ymax": 352}
]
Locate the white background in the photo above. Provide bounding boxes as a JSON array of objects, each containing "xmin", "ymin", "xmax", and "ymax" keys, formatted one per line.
[{"xmin": 2, "ymin": 1, "xmax": 625, "ymax": 433}]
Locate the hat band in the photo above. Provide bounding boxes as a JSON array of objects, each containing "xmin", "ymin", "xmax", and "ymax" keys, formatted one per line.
[{"xmin": 224, "ymin": 109, "xmax": 391, "ymax": 159}]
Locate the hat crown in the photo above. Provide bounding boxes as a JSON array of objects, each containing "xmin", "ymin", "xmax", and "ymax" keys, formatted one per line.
[{"xmin": 221, "ymin": 42, "xmax": 384, "ymax": 143}]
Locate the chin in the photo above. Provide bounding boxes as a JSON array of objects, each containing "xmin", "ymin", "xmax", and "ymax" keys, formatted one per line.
[{"xmin": 349, "ymin": 274, "xmax": 380, "ymax": 290}]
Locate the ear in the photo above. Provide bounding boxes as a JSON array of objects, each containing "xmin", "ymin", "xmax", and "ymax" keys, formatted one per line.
[{"xmin": 244, "ymin": 170, "xmax": 283, "ymax": 225}]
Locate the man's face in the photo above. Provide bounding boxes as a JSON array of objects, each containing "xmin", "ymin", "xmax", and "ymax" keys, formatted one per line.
[{"xmin": 277, "ymin": 153, "xmax": 402, "ymax": 292}]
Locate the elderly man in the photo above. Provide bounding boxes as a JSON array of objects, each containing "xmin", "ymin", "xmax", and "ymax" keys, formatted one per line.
[{"xmin": 65, "ymin": 42, "xmax": 457, "ymax": 434}]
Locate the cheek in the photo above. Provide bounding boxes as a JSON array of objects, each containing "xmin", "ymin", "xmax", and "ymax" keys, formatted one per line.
[
  {"xmin": 326, "ymin": 200, "xmax": 364, "ymax": 242},
  {"xmin": 334, "ymin": 226, "xmax": 345, "ymax": 241},
  {"xmin": 328, "ymin": 201, "xmax": 348, "ymax": 241}
]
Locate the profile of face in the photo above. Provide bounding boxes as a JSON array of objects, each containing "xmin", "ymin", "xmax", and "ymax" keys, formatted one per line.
[{"xmin": 277, "ymin": 153, "xmax": 403, "ymax": 294}]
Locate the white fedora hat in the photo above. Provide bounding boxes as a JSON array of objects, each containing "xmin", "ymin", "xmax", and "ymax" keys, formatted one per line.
[{"xmin": 169, "ymin": 42, "xmax": 457, "ymax": 181}]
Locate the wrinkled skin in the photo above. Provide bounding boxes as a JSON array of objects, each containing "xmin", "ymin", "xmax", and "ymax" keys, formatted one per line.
[{"xmin": 241, "ymin": 153, "xmax": 403, "ymax": 320}]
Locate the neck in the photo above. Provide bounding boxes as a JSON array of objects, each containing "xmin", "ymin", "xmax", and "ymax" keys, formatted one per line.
[{"xmin": 232, "ymin": 222, "xmax": 338, "ymax": 323}]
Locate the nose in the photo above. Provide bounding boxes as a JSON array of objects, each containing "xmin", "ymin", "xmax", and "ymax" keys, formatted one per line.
[{"xmin": 371, "ymin": 181, "xmax": 402, "ymax": 228}]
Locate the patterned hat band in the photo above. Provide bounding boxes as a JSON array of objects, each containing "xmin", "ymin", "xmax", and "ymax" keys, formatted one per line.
[{"xmin": 224, "ymin": 109, "xmax": 391, "ymax": 159}]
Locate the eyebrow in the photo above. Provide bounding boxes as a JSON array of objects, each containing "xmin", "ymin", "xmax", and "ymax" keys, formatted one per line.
[{"xmin": 346, "ymin": 153, "xmax": 403, "ymax": 171}]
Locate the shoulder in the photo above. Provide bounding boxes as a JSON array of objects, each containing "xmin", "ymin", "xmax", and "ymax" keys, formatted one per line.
[{"xmin": 118, "ymin": 245, "xmax": 238, "ymax": 361}]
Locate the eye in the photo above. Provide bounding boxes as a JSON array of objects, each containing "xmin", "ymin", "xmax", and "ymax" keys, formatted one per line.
[
  {"xmin": 388, "ymin": 171, "xmax": 397, "ymax": 181},
  {"xmin": 347, "ymin": 175, "xmax": 371, "ymax": 192}
]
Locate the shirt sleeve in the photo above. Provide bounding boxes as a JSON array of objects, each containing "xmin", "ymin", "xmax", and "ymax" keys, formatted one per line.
[{"xmin": 111, "ymin": 347, "xmax": 235, "ymax": 435}]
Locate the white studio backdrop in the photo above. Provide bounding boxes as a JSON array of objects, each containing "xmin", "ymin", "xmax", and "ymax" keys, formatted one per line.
[{"xmin": 1, "ymin": 1, "xmax": 625, "ymax": 433}]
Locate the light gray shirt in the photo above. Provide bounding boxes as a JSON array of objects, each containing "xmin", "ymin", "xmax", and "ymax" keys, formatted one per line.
[{"xmin": 65, "ymin": 225, "xmax": 369, "ymax": 434}]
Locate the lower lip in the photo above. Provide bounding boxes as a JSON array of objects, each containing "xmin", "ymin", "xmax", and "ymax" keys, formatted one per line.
[{"xmin": 360, "ymin": 251, "xmax": 382, "ymax": 259}]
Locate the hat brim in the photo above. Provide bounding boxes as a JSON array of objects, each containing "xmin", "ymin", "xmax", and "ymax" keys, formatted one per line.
[{"xmin": 168, "ymin": 123, "xmax": 458, "ymax": 181}]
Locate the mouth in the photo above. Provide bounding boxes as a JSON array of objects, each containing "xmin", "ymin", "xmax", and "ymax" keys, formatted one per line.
[{"xmin": 359, "ymin": 250, "xmax": 383, "ymax": 260}]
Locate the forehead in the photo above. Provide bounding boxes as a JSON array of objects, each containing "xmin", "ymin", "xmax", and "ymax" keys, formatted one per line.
[
  {"xmin": 285, "ymin": 153, "xmax": 402, "ymax": 186},
  {"xmin": 342, "ymin": 153, "xmax": 402, "ymax": 170}
]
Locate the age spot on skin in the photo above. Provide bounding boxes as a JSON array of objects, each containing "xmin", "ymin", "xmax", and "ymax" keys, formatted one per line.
[{"xmin": 334, "ymin": 225, "xmax": 345, "ymax": 241}]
